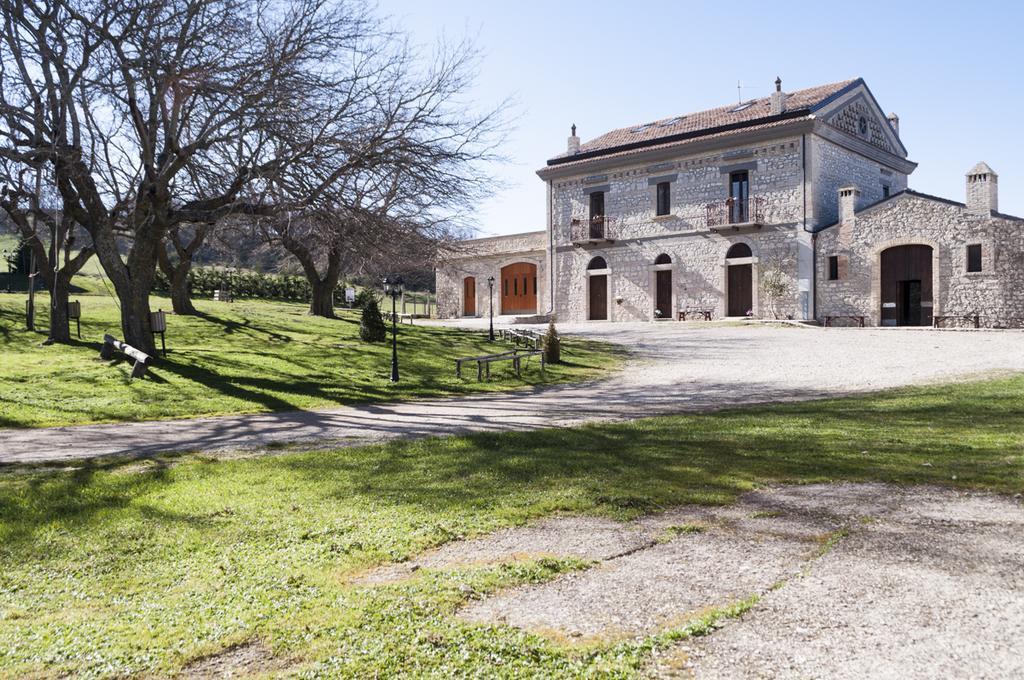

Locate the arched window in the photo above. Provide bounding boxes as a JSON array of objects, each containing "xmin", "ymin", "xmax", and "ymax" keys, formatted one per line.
[
  {"xmin": 654, "ymin": 253, "xmax": 672, "ymax": 265},
  {"xmin": 587, "ymin": 256, "xmax": 608, "ymax": 270},
  {"xmin": 726, "ymin": 242, "xmax": 752, "ymax": 259}
]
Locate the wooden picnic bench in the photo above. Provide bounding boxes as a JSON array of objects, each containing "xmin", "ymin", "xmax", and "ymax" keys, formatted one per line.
[
  {"xmin": 456, "ymin": 348, "xmax": 545, "ymax": 381},
  {"xmin": 678, "ymin": 309, "xmax": 713, "ymax": 321},
  {"xmin": 824, "ymin": 315, "xmax": 866, "ymax": 327}
]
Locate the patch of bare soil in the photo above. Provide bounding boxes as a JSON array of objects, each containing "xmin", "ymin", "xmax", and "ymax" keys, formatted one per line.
[{"xmin": 180, "ymin": 641, "xmax": 287, "ymax": 679}]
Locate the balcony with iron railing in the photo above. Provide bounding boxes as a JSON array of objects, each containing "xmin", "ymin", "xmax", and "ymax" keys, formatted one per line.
[
  {"xmin": 569, "ymin": 215, "xmax": 616, "ymax": 245},
  {"xmin": 706, "ymin": 196, "xmax": 766, "ymax": 231}
]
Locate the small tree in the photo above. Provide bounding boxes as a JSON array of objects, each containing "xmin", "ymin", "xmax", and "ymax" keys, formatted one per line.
[
  {"xmin": 543, "ymin": 317, "xmax": 561, "ymax": 364},
  {"xmin": 761, "ymin": 268, "xmax": 789, "ymax": 320},
  {"xmin": 360, "ymin": 296, "xmax": 387, "ymax": 342},
  {"xmin": 353, "ymin": 288, "xmax": 378, "ymax": 310}
]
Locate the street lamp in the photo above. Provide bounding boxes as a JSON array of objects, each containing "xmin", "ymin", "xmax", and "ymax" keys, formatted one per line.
[
  {"xmin": 383, "ymin": 276, "xmax": 403, "ymax": 382},
  {"xmin": 487, "ymin": 275, "xmax": 495, "ymax": 341}
]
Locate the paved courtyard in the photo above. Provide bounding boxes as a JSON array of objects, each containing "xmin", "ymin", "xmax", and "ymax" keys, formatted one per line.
[{"xmin": 2, "ymin": 322, "xmax": 1024, "ymax": 464}]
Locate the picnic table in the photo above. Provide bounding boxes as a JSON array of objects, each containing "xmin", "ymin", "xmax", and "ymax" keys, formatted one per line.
[{"xmin": 678, "ymin": 309, "xmax": 713, "ymax": 321}]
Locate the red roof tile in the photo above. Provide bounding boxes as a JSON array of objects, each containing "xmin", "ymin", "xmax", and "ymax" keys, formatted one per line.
[{"xmin": 548, "ymin": 78, "xmax": 859, "ymax": 166}]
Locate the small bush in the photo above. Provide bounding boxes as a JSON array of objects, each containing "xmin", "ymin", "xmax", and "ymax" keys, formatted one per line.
[
  {"xmin": 360, "ymin": 296, "xmax": 387, "ymax": 342},
  {"xmin": 353, "ymin": 288, "xmax": 378, "ymax": 310},
  {"xmin": 543, "ymin": 317, "xmax": 561, "ymax": 364}
]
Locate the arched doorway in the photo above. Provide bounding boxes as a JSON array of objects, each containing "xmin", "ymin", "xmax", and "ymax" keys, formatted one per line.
[
  {"xmin": 880, "ymin": 244, "xmax": 933, "ymax": 326},
  {"xmin": 500, "ymin": 262, "xmax": 537, "ymax": 315},
  {"xmin": 463, "ymin": 277, "xmax": 476, "ymax": 316},
  {"xmin": 587, "ymin": 256, "xmax": 608, "ymax": 321},
  {"xmin": 725, "ymin": 242, "xmax": 753, "ymax": 317},
  {"xmin": 653, "ymin": 253, "xmax": 672, "ymax": 319}
]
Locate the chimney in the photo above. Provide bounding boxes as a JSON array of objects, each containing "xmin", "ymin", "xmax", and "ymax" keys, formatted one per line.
[
  {"xmin": 838, "ymin": 184, "xmax": 860, "ymax": 245},
  {"xmin": 567, "ymin": 124, "xmax": 580, "ymax": 155},
  {"xmin": 887, "ymin": 113, "xmax": 900, "ymax": 137},
  {"xmin": 770, "ymin": 77, "xmax": 787, "ymax": 115},
  {"xmin": 966, "ymin": 162, "xmax": 998, "ymax": 216}
]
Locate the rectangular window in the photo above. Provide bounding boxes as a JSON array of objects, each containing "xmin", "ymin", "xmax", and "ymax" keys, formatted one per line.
[
  {"xmin": 828, "ymin": 255, "xmax": 839, "ymax": 281},
  {"xmin": 729, "ymin": 171, "xmax": 750, "ymax": 223},
  {"xmin": 655, "ymin": 181, "xmax": 671, "ymax": 216},
  {"xmin": 882, "ymin": 184, "xmax": 891, "ymax": 198},
  {"xmin": 589, "ymin": 191, "xmax": 605, "ymax": 238},
  {"xmin": 967, "ymin": 244, "xmax": 982, "ymax": 272}
]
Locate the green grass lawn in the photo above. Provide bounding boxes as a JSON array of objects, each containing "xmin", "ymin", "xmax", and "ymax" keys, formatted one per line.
[
  {"xmin": 0, "ymin": 293, "xmax": 620, "ymax": 428},
  {"xmin": 0, "ymin": 375, "xmax": 1021, "ymax": 678}
]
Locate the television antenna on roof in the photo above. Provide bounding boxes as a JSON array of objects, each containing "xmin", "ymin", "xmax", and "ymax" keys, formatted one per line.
[{"xmin": 736, "ymin": 80, "xmax": 755, "ymax": 104}]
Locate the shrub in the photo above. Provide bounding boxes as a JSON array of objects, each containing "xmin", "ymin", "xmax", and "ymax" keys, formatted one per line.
[
  {"xmin": 359, "ymin": 296, "xmax": 387, "ymax": 342},
  {"xmin": 353, "ymin": 288, "xmax": 378, "ymax": 310},
  {"xmin": 542, "ymin": 317, "xmax": 561, "ymax": 364}
]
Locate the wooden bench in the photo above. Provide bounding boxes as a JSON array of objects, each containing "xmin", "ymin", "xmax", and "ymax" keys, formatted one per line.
[
  {"xmin": 933, "ymin": 314, "xmax": 980, "ymax": 329},
  {"xmin": 456, "ymin": 348, "xmax": 545, "ymax": 381},
  {"xmin": 678, "ymin": 309, "xmax": 713, "ymax": 321},
  {"xmin": 213, "ymin": 289, "xmax": 233, "ymax": 302},
  {"xmin": 383, "ymin": 311, "xmax": 415, "ymax": 325},
  {"xmin": 100, "ymin": 334, "xmax": 153, "ymax": 379},
  {"xmin": 825, "ymin": 315, "xmax": 866, "ymax": 327}
]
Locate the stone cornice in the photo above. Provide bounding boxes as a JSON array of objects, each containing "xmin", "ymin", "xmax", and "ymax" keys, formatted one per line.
[{"xmin": 537, "ymin": 120, "xmax": 816, "ymax": 182}]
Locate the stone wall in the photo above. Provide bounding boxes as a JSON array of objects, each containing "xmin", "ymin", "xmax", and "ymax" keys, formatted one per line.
[
  {"xmin": 435, "ymin": 231, "xmax": 548, "ymax": 319},
  {"xmin": 810, "ymin": 135, "xmax": 907, "ymax": 228},
  {"xmin": 815, "ymin": 192, "xmax": 1024, "ymax": 326},
  {"xmin": 553, "ymin": 226, "xmax": 803, "ymax": 322}
]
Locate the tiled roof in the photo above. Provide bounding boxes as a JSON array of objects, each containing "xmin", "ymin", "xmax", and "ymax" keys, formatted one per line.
[{"xmin": 548, "ymin": 78, "xmax": 860, "ymax": 166}]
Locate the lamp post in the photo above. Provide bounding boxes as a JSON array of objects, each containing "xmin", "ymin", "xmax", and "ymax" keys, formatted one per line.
[
  {"xmin": 487, "ymin": 275, "xmax": 495, "ymax": 341},
  {"xmin": 383, "ymin": 276, "xmax": 403, "ymax": 382}
]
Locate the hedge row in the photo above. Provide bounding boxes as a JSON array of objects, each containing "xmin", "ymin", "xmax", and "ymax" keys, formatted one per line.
[{"xmin": 153, "ymin": 267, "xmax": 348, "ymax": 303}]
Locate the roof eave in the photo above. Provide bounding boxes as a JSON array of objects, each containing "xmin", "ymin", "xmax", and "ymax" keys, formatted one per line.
[{"xmin": 537, "ymin": 117, "xmax": 816, "ymax": 181}]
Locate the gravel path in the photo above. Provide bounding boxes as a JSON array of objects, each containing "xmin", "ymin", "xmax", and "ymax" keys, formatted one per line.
[
  {"xmin": 372, "ymin": 483, "xmax": 1021, "ymax": 678},
  {"xmin": 3, "ymin": 323, "xmax": 1024, "ymax": 464}
]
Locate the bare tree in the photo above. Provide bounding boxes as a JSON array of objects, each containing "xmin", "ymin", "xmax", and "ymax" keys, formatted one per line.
[
  {"xmin": 0, "ymin": 0, "xmax": 381, "ymax": 352},
  {"xmin": 261, "ymin": 37, "xmax": 505, "ymax": 317},
  {"xmin": 0, "ymin": 166, "xmax": 95, "ymax": 341}
]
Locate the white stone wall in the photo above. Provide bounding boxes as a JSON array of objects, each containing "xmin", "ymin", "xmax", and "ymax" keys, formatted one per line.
[
  {"xmin": 815, "ymin": 193, "xmax": 1024, "ymax": 326},
  {"xmin": 810, "ymin": 135, "xmax": 908, "ymax": 228},
  {"xmin": 435, "ymin": 231, "xmax": 549, "ymax": 318},
  {"xmin": 553, "ymin": 227, "xmax": 803, "ymax": 322}
]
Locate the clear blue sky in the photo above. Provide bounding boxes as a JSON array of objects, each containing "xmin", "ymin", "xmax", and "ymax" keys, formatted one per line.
[{"xmin": 386, "ymin": 0, "xmax": 1023, "ymax": 236}]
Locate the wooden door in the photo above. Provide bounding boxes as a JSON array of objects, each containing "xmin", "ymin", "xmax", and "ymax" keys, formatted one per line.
[
  {"xmin": 500, "ymin": 262, "xmax": 537, "ymax": 315},
  {"xmin": 655, "ymin": 269, "xmax": 672, "ymax": 318},
  {"xmin": 463, "ymin": 277, "xmax": 476, "ymax": 316},
  {"xmin": 880, "ymin": 245, "xmax": 932, "ymax": 326},
  {"xmin": 727, "ymin": 264, "xmax": 752, "ymax": 316},
  {"xmin": 589, "ymin": 274, "xmax": 608, "ymax": 320}
]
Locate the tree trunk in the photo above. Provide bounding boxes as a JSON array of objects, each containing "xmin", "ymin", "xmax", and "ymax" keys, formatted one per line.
[
  {"xmin": 169, "ymin": 262, "xmax": 197, "ymax": 316},
  {"xmin": 309, "ymin": 278, "xmax": 337, "ymax": 317},
  {"xmin": 47, "ymin": 273, "xmax": 72, "ymax": 343},
  {"xmin": 118, "ymin": 283, "xmax": 156, "ymax": 356}
]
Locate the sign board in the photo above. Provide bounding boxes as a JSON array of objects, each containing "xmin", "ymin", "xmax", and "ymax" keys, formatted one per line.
[
  {"xmin": 882, "ymin": 302, "xmax": 896, "ymax": 309},
  {"xmin": 345, "ymin": 287, "xmax": 356, "ymax": 304}
]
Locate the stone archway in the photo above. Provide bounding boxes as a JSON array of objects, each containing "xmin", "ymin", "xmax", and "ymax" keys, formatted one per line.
[
  {"xmin": 500, "ymin": 262, "xmax": 538, "ymax": 315},
  {"xmin": 725, "ymin": 242, "xmax": 754, "ymax": 317}
]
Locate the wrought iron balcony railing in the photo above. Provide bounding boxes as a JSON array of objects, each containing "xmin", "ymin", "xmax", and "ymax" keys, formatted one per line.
[
  {"xmin": 570, "ymin": 216, "xmax": 616, "ymax": 244},
  {"xmin": 706, "ymin": 196, "xmax": 765, "ymax": 229}
]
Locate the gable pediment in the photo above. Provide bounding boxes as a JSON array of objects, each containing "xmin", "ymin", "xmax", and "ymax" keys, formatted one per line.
[{"xmin": 814, "ymin": 83, "xmax": 906, "ymax": 157}]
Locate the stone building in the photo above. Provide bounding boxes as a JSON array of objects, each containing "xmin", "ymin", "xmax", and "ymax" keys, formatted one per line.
[
  {"xmin": 815, "ymin": 164, "xmax": 1024, "ymax": 327},
  {"xmin": 436, "ymin": 77, "xmax": 1021, "ymax": 326}
]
